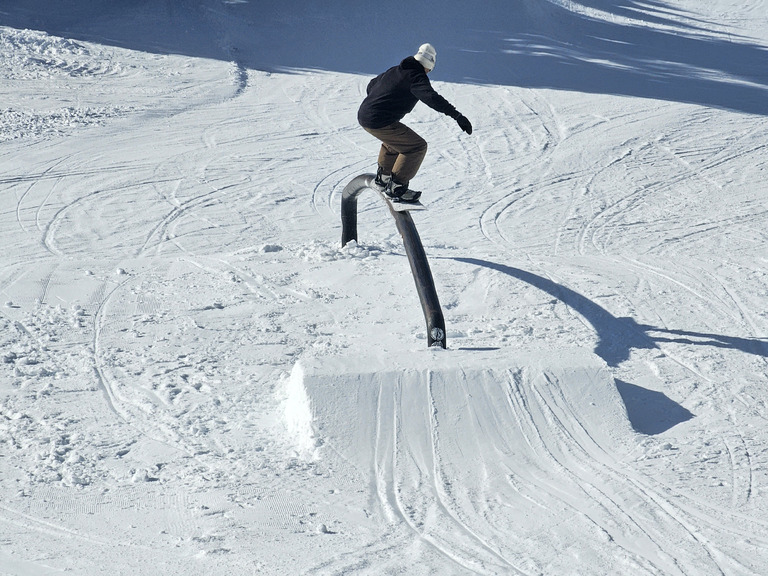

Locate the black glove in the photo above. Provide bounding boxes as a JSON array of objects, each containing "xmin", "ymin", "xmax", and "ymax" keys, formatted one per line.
[{"xmin": 456, "ymin": 114, "xmax": 473, "ymax": 134}]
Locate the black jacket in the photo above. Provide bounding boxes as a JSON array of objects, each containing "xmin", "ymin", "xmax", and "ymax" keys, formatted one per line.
[{"xmin": 357, "ymin": 56, "xmax": 460, "ymax": 129}]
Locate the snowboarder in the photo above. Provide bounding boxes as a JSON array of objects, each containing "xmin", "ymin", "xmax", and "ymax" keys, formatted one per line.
[{"xmin": 357, "ymin": 43, "xmax": 473, "ymax": 203}]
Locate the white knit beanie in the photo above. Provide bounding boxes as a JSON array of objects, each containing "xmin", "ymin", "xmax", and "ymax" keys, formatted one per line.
[{"xmin": 414, "ymin": 43, "xmax": 437, "ymax": 70}]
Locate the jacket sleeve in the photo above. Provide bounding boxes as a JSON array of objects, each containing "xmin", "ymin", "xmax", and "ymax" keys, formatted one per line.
[
  {"xmin": 410, "ymin": 74, "xmax": 460, "ymax": 119},
  {"xmin": 366, "ymin": 75, "xmax": 380, "ymax": 95}
]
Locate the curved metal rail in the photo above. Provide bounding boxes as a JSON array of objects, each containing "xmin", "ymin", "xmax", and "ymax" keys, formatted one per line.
[{"xmin": 341, "ymin": 174, "xmax": 446, "ymax": 348}]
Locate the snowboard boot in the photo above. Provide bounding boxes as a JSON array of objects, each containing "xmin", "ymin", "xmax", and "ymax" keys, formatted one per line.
[
  {"xmin": 374, "ymin": 165, "xmax": 392, "ymax": 189},
  {"xmin": 385, "ymin": 179, "xmax": 422, "ymax": 203}
]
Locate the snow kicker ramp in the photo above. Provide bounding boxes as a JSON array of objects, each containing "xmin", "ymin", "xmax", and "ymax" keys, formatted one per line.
[{"xmin": 290, "ymin": 349, "xmax": 759, "ymax": 575}]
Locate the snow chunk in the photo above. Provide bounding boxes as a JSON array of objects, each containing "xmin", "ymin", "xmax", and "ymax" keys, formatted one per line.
[
  {"xmin": 297, "ymin": 240, "xmax": 392, "ymax": 262},
  {"xmin": 0, "ymin": 26, "xmax": 124, "ymax": 79},
  {"xmin": 0, "ymin": 107, "xmax": 129, "ymax": 142}
]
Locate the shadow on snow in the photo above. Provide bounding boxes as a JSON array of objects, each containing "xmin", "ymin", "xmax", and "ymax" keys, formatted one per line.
[
  {"xmin": 453, "ymin": 257, "xmax": 768, "ymax": 367},
  {"xmin": 4, "ymin": 0, "xmax": 768, "ymax": 116},
  {"xmin": 453, "ymin": 256, "xmax": 768, "ymax": 434},
  {"xmin": 615, "ymin": 379, "xmax": 694, "ymax": 435}
]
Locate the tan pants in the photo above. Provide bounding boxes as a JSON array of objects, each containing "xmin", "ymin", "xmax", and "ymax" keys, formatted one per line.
[{"xmin": 364, "ymin": 123, "xmax": 427, "ymax": 185}]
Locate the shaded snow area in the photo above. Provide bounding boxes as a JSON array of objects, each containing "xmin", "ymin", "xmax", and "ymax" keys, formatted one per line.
[{"xmin": 2, "ymin": 0, "xmax": 768, "ymax": 574}]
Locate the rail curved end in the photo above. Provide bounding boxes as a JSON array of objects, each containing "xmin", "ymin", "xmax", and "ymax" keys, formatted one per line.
[{"xmin": 341, "ymin": 173, "xmax": 375, "ymax": 247}]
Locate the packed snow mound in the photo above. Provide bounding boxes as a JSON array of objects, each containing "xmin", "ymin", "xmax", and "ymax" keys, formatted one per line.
[
  {"xmin": 291, "ymin": 349, "xmax": 652, "ymax": 572},
  {"xmin": 295, "ymin": 348, "xmax": 633, "ymax": 469}
]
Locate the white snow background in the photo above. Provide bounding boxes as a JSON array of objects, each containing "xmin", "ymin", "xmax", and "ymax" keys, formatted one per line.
[{"xmin": 2, "ymin": 0, "xmax": 768, "ymax": 574}]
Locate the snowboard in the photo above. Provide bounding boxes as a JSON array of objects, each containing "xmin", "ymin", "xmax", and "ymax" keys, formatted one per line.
[{"xmin": 370, "ymin": 182, "xmax": 426, "ymax": 211}]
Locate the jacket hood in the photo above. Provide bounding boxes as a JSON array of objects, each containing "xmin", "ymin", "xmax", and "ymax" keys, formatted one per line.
[{"xmin": 400, "ymin": 56, "xmax": 426, "ymax": 72}]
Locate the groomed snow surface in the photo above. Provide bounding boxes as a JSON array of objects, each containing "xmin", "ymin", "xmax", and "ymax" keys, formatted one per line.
[{"xmin": 2, "ymin": 1, "xmax": 768, "ymax": 574}]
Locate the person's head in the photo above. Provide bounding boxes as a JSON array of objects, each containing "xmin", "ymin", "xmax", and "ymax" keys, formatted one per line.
[{"xmin": 414, "ymin": 43, "xmax": 436, "ymax": 73}]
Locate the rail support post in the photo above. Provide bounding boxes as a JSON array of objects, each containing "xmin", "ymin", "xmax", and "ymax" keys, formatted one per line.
[{"xmin": 341, "ymin": 174, "xmax": 446, "ymax": 349}]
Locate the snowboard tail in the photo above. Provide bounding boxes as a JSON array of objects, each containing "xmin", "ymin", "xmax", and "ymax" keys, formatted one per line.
[{"xmin": 388, "ymin": 197, "xmax": 426, "ymax": 211}]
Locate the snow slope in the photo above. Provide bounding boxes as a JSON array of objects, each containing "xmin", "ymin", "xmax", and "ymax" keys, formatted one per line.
[{"xmin": 2, "ymin": 0, "xmax": 768, "ymax": 574}]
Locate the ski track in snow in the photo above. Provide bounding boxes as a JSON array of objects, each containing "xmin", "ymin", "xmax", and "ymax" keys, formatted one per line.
[{"xmin": 2, "ymin": 0, "xmax": 768, "ymax": 573}]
